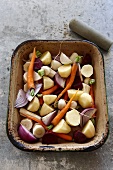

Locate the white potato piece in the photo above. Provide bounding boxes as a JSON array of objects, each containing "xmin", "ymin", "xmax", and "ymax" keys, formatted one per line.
[
  {"xmin": 33, "ymin": 123, "xmax": 45, "ymax": 138},
  {"xmin": 82, "ymin": 120, "xmax": 95, "ymax": 138},
  {"xmin": 52, "ymin": 119, "xmax": 71, "ymax": 134},
  {"xmin": 67, "ymin": 89, "xmax": 83, "ymax": 101},
  {"xmin": 20, "ymin": 118, "xmax": 33, "ymax": 131},
  {"xmin": 58, "ymin": 65, "xmax": 71, "ymax": 78},
  {"xmin": 70, "ymin": 52, "xmax": 78, "ymax": 63},
  {"xmin": 65, "ymin": 109, "xmax": 80, "ymax": 126},
  {"xmin": 51, "ymin": 60, "xmax": 62, "ymax": 71},
  {"xmin": 43, "ymin": 76, "xmax": 54, "ymax": 90},
  {"xmin": 40, "ymin": 103, "xmax": 54, "ymax": 116},
  {"xmin": 27, "ymin": 97, "xmax": 40, "ymax": 112},
  {"xmin": 40, "ymin": 51, "xmax": 52, "ymax": 65},
  {"xmin": 60, "ymin": 52, "xmax": 72, "ymax": 65},
  {"xmin": 23, "ymin": 71, "xmax": 42, "ymax": 83},
  {"xmin": 82, "ymin": 83, "xmax": 90, "ymax": 94},
  {"xmin": 43, "ymin": 95, "xmax": 57, "ymax": 105},
  {"xmin": 78, "ymin": 93, "xmax": 93, "ymax": 108},
  {"xmin": 81, "ymin": 64, "xmax": 93, "ymax": 78},
  {"xmin": 23, "ymin": 62, "xmax": 30, "ymax": 72}
]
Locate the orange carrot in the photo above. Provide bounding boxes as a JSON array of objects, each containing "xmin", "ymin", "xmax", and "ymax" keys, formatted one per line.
[
  {"xmin": 55, "ymin": 62, "xmax": 78, "ymax": 102},
  {"xmin": 52, "ymin": 90, "xmax": 78, "ymax": 126},
  {"xmin": 42, "ymin": 85, "xmax": 59, "ymax": 95},
  {"xmin": 63, "ymin": 76, "xmax": 70, "ymax": 100},
  {"xmin": 39, "ymin": 97, "xmax": 44, "ymax": 105},
  {"xmin": 54, "ymin": 133, "xmax": 72, "ymax": 141},
  {"xmin": 90, "ymin": 84, "xmax": 95, "ymax": 108},
  {"xmin": 27, "ymin": 47, "xmax": 36, "ymax": 90}
]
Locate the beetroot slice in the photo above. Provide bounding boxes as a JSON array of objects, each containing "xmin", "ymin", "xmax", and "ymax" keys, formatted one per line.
[
  {"xmin": 33, "ymin": 58, "xmax": 43, "ymax": 71},
  {"xmin": 73, "ymin": 130, "xmax": 87, "ymax": 143},
  {"xmin": 81, "ymin": 53, "xmax": 92, "ymax": 66},
  {"xmin": 42, "ymin": 131, "xmax": 58, "ymax": 144}
]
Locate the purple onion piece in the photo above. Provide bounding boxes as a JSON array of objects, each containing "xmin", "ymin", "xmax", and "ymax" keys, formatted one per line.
[
  {"xmin": 18, "ymin": 124, "xmax": 37, "ymax": 143},
  {"xmin": 80, "ymin": 108, "xmax": 97, "ymax": 127},
  {"xmin": 14, "ymin": 89, "xmax": 28, "ymax": 108},
  {"xmin": 26, "ymin": 83, "xmax": 42, "ymax": 101},
  {"xmin": 54, "ymin": 72, "xmax": 66, "ymax": 88}
]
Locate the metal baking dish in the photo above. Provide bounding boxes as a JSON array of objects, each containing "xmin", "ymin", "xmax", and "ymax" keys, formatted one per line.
[{"xmin": 7, "ymin": 40, "xmax": 109, "ymax": 151}]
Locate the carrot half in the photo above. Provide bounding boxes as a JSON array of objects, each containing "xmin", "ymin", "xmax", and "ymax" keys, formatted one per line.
[
  {"xmin": 54, "ymin": 133, "xmax": 72, "ymax": 141},
  {"xmin": 90, "ymin": 84, "xmax": 95, "ymax": 108},
  {"xmin": 55, "ymin": 62, "xmax": 78, "ymax": 103},
  {"xmin": 27, "ymin": 47, "xmax": 36, "ymax": 89},
  {"xmin": 52, "ymin": 90, "xmax": 79, "ymax": 126},
  {"xmin": 42, "ymin": 85, "xmax": 59, "ymax": 95}
]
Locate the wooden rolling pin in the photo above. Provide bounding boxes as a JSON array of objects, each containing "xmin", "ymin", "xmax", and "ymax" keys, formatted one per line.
[{"xmin": 69, "ymin": 18, "xmax": 113, "ymax": 51}]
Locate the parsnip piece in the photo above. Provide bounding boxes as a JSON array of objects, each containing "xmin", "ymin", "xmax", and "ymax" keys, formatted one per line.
[
  {"xmin": 24, "ymin": 83, "xmax": 28, "ymax": 92},
  {"xmin": 81, "ymin": 64, "xmax": 93, "ymax": 78},
  {"xmin": 65, "ymin": 109, "xmax": 80, "ymax": 126},
  {"xmin": 33, "ymin": 123, "xmax": 45, "ymax": 138},
  {"xmin": 20, "ymin": 118, "xmax": 33, "ymax": 131}
]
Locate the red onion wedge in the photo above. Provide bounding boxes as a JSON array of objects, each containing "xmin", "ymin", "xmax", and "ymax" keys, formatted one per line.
[
  {"xmin": 18, "ymin": 124, "xmax": 38, "ymax": 143},
  {"xmin": 26, "ymin": 83, "xmax": 42, "ymax": 101},
  {"xmin": 80, "ymin": 108, "xmax": 97, "ymax": 127},
  {"xmin": 14, "ymin": 89, "xmax": 28, "ymax": 108},
  {"xmin": 54, "ymin": 72, "xmax": 66, "ymax": 88}
]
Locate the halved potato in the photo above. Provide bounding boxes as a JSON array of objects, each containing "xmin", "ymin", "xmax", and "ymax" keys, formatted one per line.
[
  {"xmin": 52, "ymin": 119, "xmax": 71, "ymax": 134},
  {"xmin": 67, "ymin": 89, "xmax": 83, "ymax": 101},
  {"xmin": 43, "ymin": 95, "xmax": 57, "ymax": 105},
  {"xmin": 27, "ymin": 97, "xmax": 40, "ymax": 112},
  {"xmin": 58, "ymin": 65, "xmax": 71, "ymax": 78},
  {"xmin": 82, "ymin": 120, "xmax": 95, "ymax": 138},
  {"xmin": 40, "ymin": 51, "xmax": 52, "ymax": 65},
  {"xmin": 40, "ymin": 103, "xmax": 54, "ymax": 116},
  {"xmin": 43, "ymin": 76, "xmax": 54, "ymax": 90}
]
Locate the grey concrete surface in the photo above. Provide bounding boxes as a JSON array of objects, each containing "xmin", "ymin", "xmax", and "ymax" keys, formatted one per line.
[{"xmin": 0, "ymin": 0, "xmax": 113, "ymax": 170}]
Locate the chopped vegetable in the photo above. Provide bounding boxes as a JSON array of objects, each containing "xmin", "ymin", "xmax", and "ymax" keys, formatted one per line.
[
  {"xmin": 20, "ymin": 118, "xmax": 33, "ymax": 131},
  {"xmin": 73, "ymin": 130, "xmax": 87, "ymax": 143},
  {"xmin": 52, "ymin": 90, "xmax": 78, "ymax": 126},
  {"xmin": 60, "ymin": 52, "xmax": 72, "ymax": 65},
  {"xmin": 27, "ymin": 47, "xmax": 36, "ymax": 90},
  {"xmin": 42, "ymin": 111, "xmax": 57, "ymax": 126},
  {"xmin": 33, "ymin": 123, "xmax": 45, "ymax": 138},
  {"xmin": 55, "ymin": 62, "xmax": 78, "ymax": 102},
  {"xmin": 82, "ymin": 120, "xmax": 95, "ymax": 138},
  {"xmin": 42, "ymin": 85, "xmax": 59, "ymax": 95},
  {"xmin": 65, "ymin": 109, "xmax": 80, "ymax": 126},
  {"xmin": 18, "ymin": 124, "xmax": 37, "ymax": 143},
  {"xmin": 58, "ymin": 99, "xmax": 66, "ymax": 110},
  {"xmin": 55, "ymin": 72, "xmax": 66, "ymax": 88},
  {"xmin": 34, "ymin": 58, "xmax": 43, "ymax": 71},
  {"xmin": 42, "ymin": 131, "xmax": 58, "ymax": 144},
  {"xmin": 14, "ymin": 89, "xmax": 28, "ymax": 108},
  {"xmin": 81, "ymin": 64, "xmax": 93, "ymax": 78}
]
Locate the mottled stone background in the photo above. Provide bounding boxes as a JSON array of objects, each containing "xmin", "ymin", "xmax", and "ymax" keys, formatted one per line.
[{"xmin": 0, "ymin": 0, "xmax": 113, "ymax": 169}]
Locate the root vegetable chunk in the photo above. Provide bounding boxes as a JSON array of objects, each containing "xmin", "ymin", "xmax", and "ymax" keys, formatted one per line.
[
  {"xmin": 40, "ymin": 103, "xmax": 54, "ymax": 116},
  {"xmin": 43, "ymin": 76, "xmax": 54, "ymax": 90},
  {"xmin": 58, "ymin": 65, "xmax": 71, "ymax": 78},
  {"xmin": 40, "ymin": 51, "xmax": 52, "ymax": 65},
  {"xmin": 52, "ymin": 119, "xmax": 71, "ymax": 134},
  {"xmin": 43, "ymin": 95, "xmax": 57, "ymax": 105},
  {"xmin": 27, "ymin": 97, "xmax": 40, "ymax": 112},
  {"xmin": 81, "ymin": 64, "xmax": 93, "ymax": 78},
  {"xmin": 67, "ymin": 89, "xmax": 83, "ymax": 101},
  {"xmin": 65, "ymin": 109, "xmax": 80, "ymax": 126},
  {"xmin": 82, "ymin": 120, "xmax": 95, "ymax": 138},
  {"xmin": 78, "ymin": 93, "xmax": 93, "ymax": 108}
]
